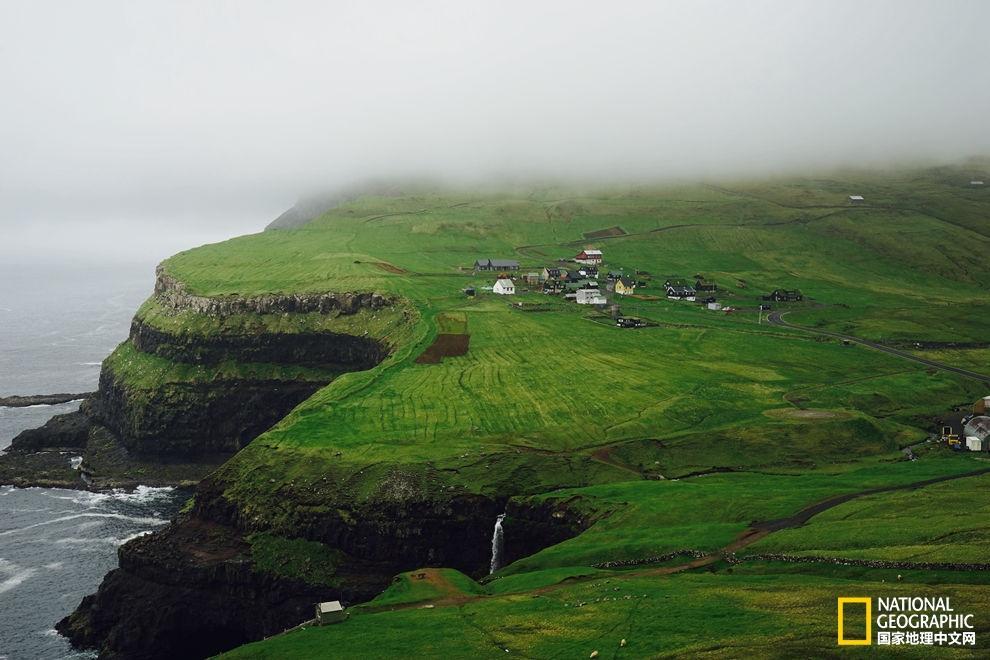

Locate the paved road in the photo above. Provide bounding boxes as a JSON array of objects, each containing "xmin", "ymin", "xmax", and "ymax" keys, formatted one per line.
[{"xmin": 767, "ymin": 311, "xmax": 990, "ymax": 385}]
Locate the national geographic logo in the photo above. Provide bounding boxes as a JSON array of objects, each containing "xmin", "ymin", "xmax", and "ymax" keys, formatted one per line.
[
  {"xmin": 837, "ymin": 597, "xmax": 871, "ymax": 645},
  {"xmin": 838, "ymin": 596, "xmax": 977, "ymax": 647}
]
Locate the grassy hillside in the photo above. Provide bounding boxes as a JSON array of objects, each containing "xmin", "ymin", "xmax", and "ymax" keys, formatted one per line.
[{"xmin": 153, "ymin": 165, "xmax": 990, "ymax": 656}]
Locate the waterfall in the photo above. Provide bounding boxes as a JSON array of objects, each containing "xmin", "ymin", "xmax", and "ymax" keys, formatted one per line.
[{"xmin": 489, "ymin": 513, "xmax": 506, "ymax": 574}]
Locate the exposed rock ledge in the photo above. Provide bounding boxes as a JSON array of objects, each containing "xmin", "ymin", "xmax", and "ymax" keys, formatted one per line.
[
  {"xmin": 0, "ymin": 392, "xmax": 94, "ymax": 407},
  {"xmin": 154, "ymin": 266, "xmax": 391, "ymax": 316}
]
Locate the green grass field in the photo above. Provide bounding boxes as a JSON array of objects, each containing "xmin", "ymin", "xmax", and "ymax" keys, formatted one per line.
[{"xmin": 121, "ymin": 165, "xmax": 990, "ymax": 657}]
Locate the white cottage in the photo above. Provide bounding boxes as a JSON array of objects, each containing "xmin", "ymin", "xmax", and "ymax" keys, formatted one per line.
[
  {"xmin": 493, "ymin": 278, "xmax": 516, "ymax": 295},
  {"xmin": 575, "ymin": 288, "xmax": 607, "ymax": 305}
]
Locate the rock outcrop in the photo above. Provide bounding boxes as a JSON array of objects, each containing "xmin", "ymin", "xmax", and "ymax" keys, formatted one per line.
[
  {"xmin": 7, "ymin": 410, "xmax": 91, "ymax": 452},
  {"xmin": 154, "ymin": 266, "xmax": 391, "ymax": 316}
]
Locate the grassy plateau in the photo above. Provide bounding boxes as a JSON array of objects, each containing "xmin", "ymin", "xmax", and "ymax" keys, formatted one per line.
[{"xmin": 116, "ymin": 164, "xmax": 990, "ymax": 657}]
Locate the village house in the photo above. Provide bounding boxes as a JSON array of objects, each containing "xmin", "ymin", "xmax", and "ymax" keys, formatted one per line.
[
  {"xmin": 614, "ymin": 276, "xmax": 636, "ymax": 296},
  {"xmin": 574, "ymin": 249, "xmax": 603, "ymax": 265},
  {"xmin": 665, "ymin": 284, "xmax": 696, "ymax": 301},
  {"xmin": 575, "ymin": 265, "xmax": 599, "ymax": 279},
  {"xmin": 616, "ymin": 316, "xmax": 648, "ymax": 328},
  {"xmin": 694, "ymin": 277, "xmax": 718, "ymax": 292},
  {"xmin": 576, "ymin": 288, "xmax": 607, "ymax": 305},
  {"xmin": 542, "ymin": 266, "xmax": 562, "ymax": 281},
  {"xmin": 543, "ymin": 279, "xmax": 565, "ymax": 294},
  {"xmin": 493, "ymin": 278, "xmax": 516, "ymax": 295},
  {"xmin": 663, "ymin": 278, "xmax": 696, "ymax": 301},
  {"xmin": 764, "ymin": 289, "xmax": 803, "ymax": 302},
  {"xmin": 606, "ymin": 270, "xmax": 624, "ymax": 281},
  {"xmin": 474, "ymin": 258, "xmax": 519, "ymax": 271},
  {"xmin": 523, "ymin": 272, "xmax": 540, "ymax": 285}
]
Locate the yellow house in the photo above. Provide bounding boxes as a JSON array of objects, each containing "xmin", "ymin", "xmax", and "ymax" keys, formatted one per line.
[{"xmin": 614, "ymin": 276, "xmax": 636, "ymax": 296}]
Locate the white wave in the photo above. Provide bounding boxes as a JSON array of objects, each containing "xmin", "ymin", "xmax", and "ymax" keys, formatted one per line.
[
  {"xmin": 47, "ymin": 485, "xmax": 176, "ymax": 507},
  {"xmin": 0, "ymin": 559, "xmax": 37, "ymax": 595},
  {"xmin": 55, "ymin": 536, "xmax": 126, "ymax": 547},
  {"xmin": 117, "ymin": 530, "xmax": 153, "ymax": 545},
  {"xmin": 69, "ymin": 456, "xmax": 83, "ymax": 470},
  {"xmin": 103, "ymin": 485, "xmax": 177, "ymax": 505},
  {"xmin": 44, "ymin": 562, "xmax": 65, "ymax": 570},
  {"xmin": 0, "ymin": 512, "xmax": 167, "ymax": 537},
  {"xmin": 77, "ymin": 362, "xmax": 102, "ymax": 366}
]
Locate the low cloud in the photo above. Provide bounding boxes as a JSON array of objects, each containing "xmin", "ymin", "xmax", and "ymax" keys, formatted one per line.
[{"xmin": 1, "ymin": 0, "xmax": 988, "ymax": 255}]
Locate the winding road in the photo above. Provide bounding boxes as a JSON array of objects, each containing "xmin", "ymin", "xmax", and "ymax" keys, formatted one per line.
[{"xmin": 767, "ymin": 311, "xmax": 990, "ymax": 385}]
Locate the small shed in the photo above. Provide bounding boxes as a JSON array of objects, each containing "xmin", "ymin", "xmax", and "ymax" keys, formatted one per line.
[
  {"xmin": 707, "ymin": 302, "xmax": 722, "ymax": 311},
  {"xmin": 848, "ymin": 195, "xmax": 865, "ymax": 203},
  {"xmin": 974, "ymin": 396, "xmax": 990, "ymax": 415},
  {"xmin": 966, "ymin": 436, "xmax": 986, "ymax": 452},
  {"xmin": 315, "ymin": 601, "xmax": 346, "ymax": 625}
]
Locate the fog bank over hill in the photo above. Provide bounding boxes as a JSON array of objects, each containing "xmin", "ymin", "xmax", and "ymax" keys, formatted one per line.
[{"xmin": 1, "ymin": 0, "xmax": 988, "ymax": 252}]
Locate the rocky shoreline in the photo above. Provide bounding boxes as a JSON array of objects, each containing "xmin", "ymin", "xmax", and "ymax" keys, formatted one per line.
[
  {"xmin": 0, "ymin": 267, "xmax": 597, "ymax": 659},
  {"xmin": 0, "ymin": 392, "xmax": 95, "ymax": 407}
]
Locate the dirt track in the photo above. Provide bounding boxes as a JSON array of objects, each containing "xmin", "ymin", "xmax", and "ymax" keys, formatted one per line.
[{"xmin": 767, "ymin": 311, "xmax": 990, "ymax": 384}]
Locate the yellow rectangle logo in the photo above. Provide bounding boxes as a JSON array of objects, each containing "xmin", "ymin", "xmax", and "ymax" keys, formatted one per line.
[{"xmin": 838, "ymin": 597, "xmax": 872, "ymax": 645}]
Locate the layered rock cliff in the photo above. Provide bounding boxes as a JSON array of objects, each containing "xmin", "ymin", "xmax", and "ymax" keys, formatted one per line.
[
  {"xmin": 52, "ymin": 265, "xmax": 593, "ymax": 659},
  {"xmin": 58, "ymin": 471, "xmax": 589, "ymax": 659}
]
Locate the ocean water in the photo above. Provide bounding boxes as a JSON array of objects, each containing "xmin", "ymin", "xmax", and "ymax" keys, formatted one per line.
[{"xmin": 0, "ymin": 260, "xmax": 190, "ymax": 659}]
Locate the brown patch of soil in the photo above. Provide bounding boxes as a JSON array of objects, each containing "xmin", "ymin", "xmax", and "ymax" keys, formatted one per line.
[
  {"xmin": 583, "ymin": 226, "xmax": 627, "ymax": 239},
  {"xmin": 415, "ymin": 334, "xmax": 470, "ymax": 364},
  {"xmin": 372, "ymin": 261, "xmax": 407, "ymax": 274}
]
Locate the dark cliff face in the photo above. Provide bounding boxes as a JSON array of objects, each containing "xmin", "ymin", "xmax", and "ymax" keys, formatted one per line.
[
  {"xmin": 129, "ymin": 317, "xmax": 387, "ymax": 370},
  {"xmin": 501, "ymin": 497, "xmax": 593, "ymax": 566},
  {"xmin": 57, "ymin": 518, "xmax": 356, "ymax": 660},
  {"xmin": 194, "ymin": 476, "xmax": 507, "ymax": 573},
  {"xmin": 85, "ymin": 366, "xmax": 326, "ymax": 455},
  {"xmin": 58, "ymin": 476, "xmax": 589, "ymax": 659}
]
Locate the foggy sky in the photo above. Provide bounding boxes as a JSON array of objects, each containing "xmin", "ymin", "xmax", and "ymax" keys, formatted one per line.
[{"xmin": 1, "ymin": 0, "xmax": 988, "ymax": 258}]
